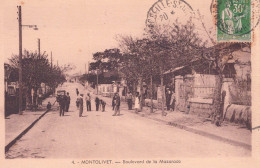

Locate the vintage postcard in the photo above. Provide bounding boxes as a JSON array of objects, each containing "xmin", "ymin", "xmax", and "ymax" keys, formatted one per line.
[{"xmin": 1, "ymin": 0, "xmax": 260, "ymax": 168}]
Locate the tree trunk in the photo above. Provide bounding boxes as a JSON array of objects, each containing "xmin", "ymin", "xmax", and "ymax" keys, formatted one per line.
[
  {"xmin": 160, "ymin": 68, "xmax": 165, "ymax": 116},
  {"xmin": 26, "ymin": 87, "xmax": 32, "ymax": 110},
  {"xmin": 139, "ymin": 77, "xmax": 143, "ymax": 111},
  {"xmin": 150, "ymin": 75, "xmax": 154, "ymax": 113},
  {"xmin": 212, "ymin": 74, "xmax": 223, "ymax": 126},
  {"xmin": 33, "ymin": 87, "xmax": 38, "ymax": 110},
  {"xmin": 133, "ymin": 81, "xmax": 136, "ymax": 98}
]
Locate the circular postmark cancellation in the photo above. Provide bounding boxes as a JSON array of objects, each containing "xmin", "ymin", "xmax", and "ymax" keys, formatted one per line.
[
  {"xmin": 211, "ymin": 0, "xmax": 260, "ymax": 42},
  {"xmin": 146, "ymin": 0, "xmax": 195, "ymax": 31}
]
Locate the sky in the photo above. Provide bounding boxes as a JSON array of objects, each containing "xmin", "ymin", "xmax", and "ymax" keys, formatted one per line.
[{"xmin": 2, "ymin": 0, "xmax": 214, "ymax": 75}]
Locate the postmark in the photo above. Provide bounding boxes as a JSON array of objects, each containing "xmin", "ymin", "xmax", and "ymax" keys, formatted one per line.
[
  {"xmin": 216, "ymin": 0, "xmax": 252, "ymax": 42},
  {"xmin": 146, "ymin": 0, "xmax": 195, "ymax": 34}
]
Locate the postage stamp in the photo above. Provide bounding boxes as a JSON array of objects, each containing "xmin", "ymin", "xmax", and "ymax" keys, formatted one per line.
[{"xmin": 217, "ymin": 0, "xmax": 251, "ymax": 42}]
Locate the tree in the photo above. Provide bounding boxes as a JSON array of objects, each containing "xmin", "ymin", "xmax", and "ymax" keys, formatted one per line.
[
  {"xmin": 90, "ymin": 48, "xmax": 122, "ymax": 72},
  {"xmin": 196, "ymin": 11, "xmax": 250, "ymax": 125},
  {"xmin": 88, "ymin": 48, "xmax": 122, "ymax": 93},
  {"xmin": 117, "ymin": 37, "xmax": 157, "ymax": 111},
  {"xmin": 9, "ymin": 50, "xmax": 65, "ymax": 109},
  {"xmin": 144, "ymin": 18, "xmax": 206, "ymax": 115}
]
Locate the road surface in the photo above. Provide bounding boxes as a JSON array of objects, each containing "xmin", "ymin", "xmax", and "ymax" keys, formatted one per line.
[{"xmin": 6, "ymin": 82, "xmax": 250, "ymax": 158}]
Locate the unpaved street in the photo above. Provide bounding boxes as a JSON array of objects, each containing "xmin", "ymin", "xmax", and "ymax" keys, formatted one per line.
[{"xmin": 6, "ymin": 82, "xmax": 250, "ymax": 158}]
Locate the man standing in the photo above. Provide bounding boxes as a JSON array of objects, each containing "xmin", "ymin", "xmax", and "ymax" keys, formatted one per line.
[
  {"xmin": 76, "ymin": 88, "xmax": 79, "ymax": 96},
  {"xmin": 126, "ymin": 91, "xmax": 133, "ymax": 110},
  {"xmin": 95, "ymin": 97, "xmax": 100, "ymax": 111},
  {"xmin": 85, "ymin": 93, "xmax": 91, "ymax": 111},
  {"xmin": 112, "ymin": 94, "xmax": 116, "ymax": 110},
  {"xmin": 166, "ymin": 88, "xmax": 172, "ymax": 111},
  {"xmin": 79, "ymin": 94, "xmax": 84, "ymax": 117},
  {"xmin": 113, "ymin": 93, "xmax": 121, "ymax": 116},
  {"xmin": 58, "ymin": 95, "xmax": 66, "ymax": 116},
  {"xmin": 66, "ymin": 92, "xmax": 70, "ymax": 112}
]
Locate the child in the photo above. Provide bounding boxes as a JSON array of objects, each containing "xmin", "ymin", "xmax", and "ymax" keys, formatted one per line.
[
  {"xmin": 101, "ymin": 100, "xmax": 106, "ymax": 112},
  {"xmin": 47, "ymin": 102, "xmax": 52, "ymax": 111}
]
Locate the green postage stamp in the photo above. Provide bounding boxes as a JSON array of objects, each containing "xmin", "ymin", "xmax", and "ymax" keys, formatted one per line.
[{"xmin": 217, "ymin": 0, "xmax": 251, "ymax": 42}]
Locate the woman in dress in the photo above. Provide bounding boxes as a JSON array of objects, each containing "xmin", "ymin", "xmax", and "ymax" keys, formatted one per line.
[{"xmin": 134, "ymin": 92, "xmax": 140, "ymax": 113}]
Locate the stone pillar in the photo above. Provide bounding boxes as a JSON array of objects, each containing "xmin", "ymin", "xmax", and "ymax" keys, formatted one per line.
[
  {"xmin": 175, "ymin": 76, "xmax": 184, "ymax": 110},
  {"xmin": 222, "ymin": 78, "xmax": 234, "ymax": 117}
]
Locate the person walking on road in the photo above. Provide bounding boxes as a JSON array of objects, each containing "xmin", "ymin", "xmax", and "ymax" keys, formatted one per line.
[
  {"xmin": 112, "ymin": 93, "xmax": 121, "ymax": 116},
  {"xmin": 95, "ymin": 97, "xmax": 100, "ymax": 111},
  {"xmin": 112, "ymin": 93, "xmax": 116, "ymax": 110},
  {"xmin": 76, "ymin": 88, "xmax": 79, "ymax": 96},
  {"xmin": 85, "ymin": 93, "xmax": 91, "ymax": 111},
  {"xmin": 126, "ymin": 91, "xmax": 133, "ymax": 110},
  {"xmin": 65, "ymin": 92, "xmax": 70, "ymax": 112},
  {"xmin": 134, "ymin": 92, "xmax": 140, "ymax": 113},
  {"xmin": 79, "ymin": 94, "xmax": 84, "ymax": 117},
  {"xmin": 101, "ymin": 99, "xmax": 106, "ymax": 112},
  {"xmin": 58, "ymin": 95, "xmax": 66, "ymax": 116}
]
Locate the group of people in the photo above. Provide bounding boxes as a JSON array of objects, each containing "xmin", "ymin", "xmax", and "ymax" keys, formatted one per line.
[
  {"xmin": 95, "ymin": 96, "xmax": 107, "ymax": 112},
  {"xmin": 76, "ymin": 89, "xmax": 107, "ymax": 117},
  {"xmin": 57, "ymin": 92, "xmax": 71, "ymax": 116},
  {"xmin": 126, "ymin": 91, "xmax": 141, "ymax": 113},
  {"xmin": 125, "ymin": 89, "xmax": 175, "ymax": 113},
  {"xmin": 55, "ymin": 87, "xmax": 176, "ymax": 118}
]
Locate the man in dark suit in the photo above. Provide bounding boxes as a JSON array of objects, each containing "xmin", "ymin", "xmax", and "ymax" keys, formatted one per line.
[
  {"xmin": 95, "ymin": 97, "xmax": 100, "ymax": 111},
  {"xmin": 65, "ymin": 92, "xmax": 71, "ymax": 112},
  {"xmin": 58, "ymin": 95, "xmax": 66, "ymax": 116},
  {"xmin": 112, "ymin": 93, "xmax": 121, "ymax": 116}
]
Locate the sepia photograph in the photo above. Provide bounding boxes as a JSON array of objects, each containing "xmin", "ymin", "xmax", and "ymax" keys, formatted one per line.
[{"xmin": 1, "ymin": 0, "xmax": 260, "ymax": 167}]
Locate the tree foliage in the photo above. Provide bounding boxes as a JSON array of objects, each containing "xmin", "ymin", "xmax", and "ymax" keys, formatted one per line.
[
  {"xmin": 8, "ymin": 50, "xmax": 66, "ymax": 108},
  {"xmin": 9, "ymin": 50, "xmax": 66, "ymax": 89}
]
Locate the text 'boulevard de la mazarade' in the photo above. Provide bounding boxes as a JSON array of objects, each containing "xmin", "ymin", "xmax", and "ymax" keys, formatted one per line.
[{"xmin": 80, "ymin": 160, "xmax": 181, "ymax": 164}]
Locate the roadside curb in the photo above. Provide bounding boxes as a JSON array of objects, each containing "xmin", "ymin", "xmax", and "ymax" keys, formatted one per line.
[
  {"xmin": 88, "ymin": 90, "xmax": 251, "ymax": 150},
  {"xmin": 5, "ymin": 109, "xmax": 50, "ymax": 153},
  {"xmin": 128, "ymin": 108, "xmax": 251, "ymax": 151}
]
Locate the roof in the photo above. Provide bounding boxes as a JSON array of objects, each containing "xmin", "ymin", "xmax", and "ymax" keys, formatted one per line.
[{"xmin": 163, "ymin": 66, "xmax": 186, "ymax": 75}]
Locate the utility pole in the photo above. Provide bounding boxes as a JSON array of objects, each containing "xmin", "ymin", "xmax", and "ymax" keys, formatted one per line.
[
  {"xmin": 18, "ymin": 6, "xmax": 23, "ymax": 115},
  {"xmin": 85, "ymin": 63, "xmax": 86, "ymax": 74},
  {"xmin": 51, "ymin": 51, "xmax": 53, "ymax": 69},
  {"xmin": 96, "ymin": 69, "xmax": 99, "ymax": 95},
  {"xmin": 38, "ymin": 38, "xmax": 40, "ymax": 57},
  {"xmin": 17, "ymin": 6, "xmax": 38, "ymax": 113},
  {"xmin": 87, "ymin": 61, "xmax": 90, "ymax": 74}
]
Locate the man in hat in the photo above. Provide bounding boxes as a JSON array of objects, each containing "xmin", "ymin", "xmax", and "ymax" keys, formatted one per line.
[
  {"xmin": 112, "ymin": 93, "xmax": 121, "ymax": 116},
  {"xmin": 85, "ymin": 93, "xmax": 92, "ymax": 111},
  {"xmin": 58, "ymin": 95, "xmax": 66, "ymax": 116},
  {"xmin": 126, "ymin": 91, "xmax": 133, "ymax": 110},
  {"xmin": 95, "ymin": 97, "xmax": 100, "ymax": 111},
  {"xmin": 65, "ymin": 92, "xmax": 70, "ymax": 112}
]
